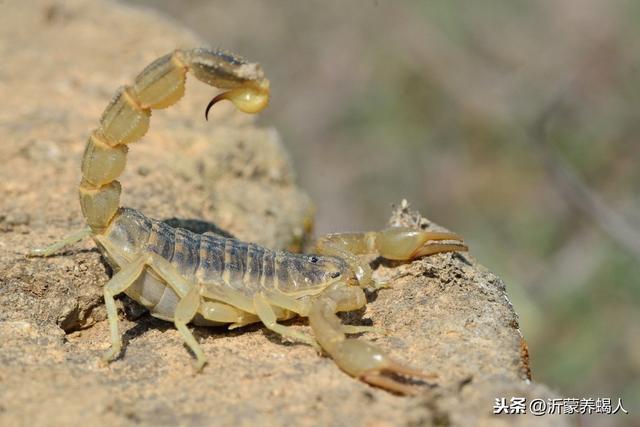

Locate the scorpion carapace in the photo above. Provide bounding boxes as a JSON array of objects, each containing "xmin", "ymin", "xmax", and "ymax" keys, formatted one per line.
[{"xmin": 30, "ymin": 47, "xmax": 468, "ymax": 395}]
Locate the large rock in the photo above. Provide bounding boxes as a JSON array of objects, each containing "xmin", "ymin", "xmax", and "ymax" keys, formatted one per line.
[{"xmin": 0, "ymin": 1, "xmax": 574, "ymax": 426}]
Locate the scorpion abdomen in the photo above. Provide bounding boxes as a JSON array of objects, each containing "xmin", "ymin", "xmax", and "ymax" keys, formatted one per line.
[
  {"xmin": 197, "ymin": 237, "xmax": 274, "ymax": 297},
  {"xmin": 99, "ymin": 207, "xmax": 341, "ymax": 320},
  {"xmin": 101, "ymin": 208, "xmax": 274, "ymax": 309}
]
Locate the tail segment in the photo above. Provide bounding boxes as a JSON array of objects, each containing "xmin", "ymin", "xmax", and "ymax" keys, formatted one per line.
[{"xmin": 78, "ymin": 48, "xmax": 270, "ymax": 233}]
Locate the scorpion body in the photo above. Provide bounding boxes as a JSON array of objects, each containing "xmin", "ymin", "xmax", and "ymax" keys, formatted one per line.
[
  {"xmin": 31, "ymin": 48, "xmax": 468, "ymax": 394},
  {"xmin": 98, "ymin": 207, "xmax": 343, "ymax": 326}
]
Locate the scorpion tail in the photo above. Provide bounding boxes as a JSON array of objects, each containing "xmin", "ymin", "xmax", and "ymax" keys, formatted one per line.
[{"xmin": 77, "ymin": 48, "xmax": 270, "ymax": 234}]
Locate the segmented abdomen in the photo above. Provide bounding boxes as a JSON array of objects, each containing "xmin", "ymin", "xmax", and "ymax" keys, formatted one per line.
[
  {"xmin": 195, "ymin": 233, "xmax": 275, "ymax": 296},
  {"xmin": 104, "ymin": 208, "xmax": 277, "ymax": 300}
]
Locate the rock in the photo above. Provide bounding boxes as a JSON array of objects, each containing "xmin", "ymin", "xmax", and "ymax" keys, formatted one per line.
[{"xmin": 0, "ymin": 1, "xmax": 574, "ymax": 426}]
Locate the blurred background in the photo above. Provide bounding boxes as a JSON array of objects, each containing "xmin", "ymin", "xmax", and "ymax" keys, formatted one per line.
[{"xmin": 124, "ymin": 0, "xmax": 638, "ymax": 423}]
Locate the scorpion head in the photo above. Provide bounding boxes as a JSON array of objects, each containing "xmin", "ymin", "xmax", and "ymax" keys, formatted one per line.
[{"xmin": 289, "ymin": 254, "xmax": 353, "ymax": 289}]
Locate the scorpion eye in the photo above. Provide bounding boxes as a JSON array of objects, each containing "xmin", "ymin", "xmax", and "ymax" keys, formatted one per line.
[{"xmin": 309, "ymin": 256, "xmax": 319, "ymax": 264}]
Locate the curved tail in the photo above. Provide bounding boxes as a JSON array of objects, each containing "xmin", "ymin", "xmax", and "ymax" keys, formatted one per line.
[{"xmin": 78, "ymin": 48, "xmax": 270, "ymax": 233}]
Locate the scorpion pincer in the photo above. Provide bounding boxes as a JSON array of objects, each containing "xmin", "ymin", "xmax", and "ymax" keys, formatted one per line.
[{"xmin": 30, "ymin": 47, "xmax": 468, "ymax": 395}]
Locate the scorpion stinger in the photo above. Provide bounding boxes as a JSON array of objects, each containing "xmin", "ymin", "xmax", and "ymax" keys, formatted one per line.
[
  {"xmin": 205, "ymin": 80, "xmax": 270, "ymax": 120},
  {"xmin": 204, "ymin": 93, "xmax": 224, "ymax": 120},
  {"xmin": 29, "ymin": 47, "xmax": 467, "ymax": 395}
]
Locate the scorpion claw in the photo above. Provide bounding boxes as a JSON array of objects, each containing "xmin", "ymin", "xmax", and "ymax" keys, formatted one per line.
[
  {"xmin": 331, "ymin": 339, "xmax": 436, "ymax": 395},
  {"xmin": 378, "ymin": 359, "xmax": 438, "ymax": 381},
  {"xmin": 360, "ymin": 372, "xmax": 424, "ymax": 396},
  {"xmin": 375, "ymin": 228, "xmax": 468, "ymax": 261},
  {"xmin": 358, "ymin": 358, "xmax": 438, "ymax": 395}
]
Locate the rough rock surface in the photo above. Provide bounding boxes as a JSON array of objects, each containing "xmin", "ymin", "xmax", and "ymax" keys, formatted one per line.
[{"xmin": 0, "ymin": 1, "xmax": 575, "ymax": 426}]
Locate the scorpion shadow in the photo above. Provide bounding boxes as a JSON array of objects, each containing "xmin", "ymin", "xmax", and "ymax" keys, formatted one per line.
[{"xmin": 119, "ymin": 304, "xmax": 269, "ymax": 360}]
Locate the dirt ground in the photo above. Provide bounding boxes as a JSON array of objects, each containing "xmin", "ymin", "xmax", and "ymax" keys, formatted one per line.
[{"xmin": 0, "ymin": 1, "xmax": 574, "ymax": 426}]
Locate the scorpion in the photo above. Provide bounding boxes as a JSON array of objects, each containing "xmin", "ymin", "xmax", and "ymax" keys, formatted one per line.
[{"xmin": 30, "ymin": 47, "xmax": 468, "ymax": 395}]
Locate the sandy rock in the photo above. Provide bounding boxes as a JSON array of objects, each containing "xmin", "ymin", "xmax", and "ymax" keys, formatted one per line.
[{"xmin": 0, "ymin": 1, "xmax": 574, "ymax": 426}]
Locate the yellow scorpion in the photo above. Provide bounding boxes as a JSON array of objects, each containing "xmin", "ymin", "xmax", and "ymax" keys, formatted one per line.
[{"xmin": 30, "ymin": 47, "xmax": 468, "ymax": 394}]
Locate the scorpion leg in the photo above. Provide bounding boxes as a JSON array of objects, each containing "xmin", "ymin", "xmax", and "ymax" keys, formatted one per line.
[
  {"xmin": 174, "ymin": 284, "xmax": 207, "ymax": 371},
  {"xmin": 102, "ymin": 254, "xmax": 149, "ymax": 362},
  {"xmin": 253, "ymin": 294, "xmax": 321, "ymax": 351},
  {"xmin": 139, "ymin": 255, "xmax": 217, "ymax": 370},
  {"xmin": 199, "ymin": 300, "xmax": 260, "ymax": 329},
  {"xmin": 260, "ymin": 290, "xmax": 313, "ymax": 316},
  {"xmin": 253, "ymin": 292, "xmax": 375, "ymax": 337},
  {"xmin": 28, "ymin": 227, "xmax": 92, "ymax": 257},
  {"xmin": 103, "ymin": 252, "xmax": 210, "ymax": 368},
  {"xmin": 309, "ymin": 284, "xmax": 435, "ymax": 395}
]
